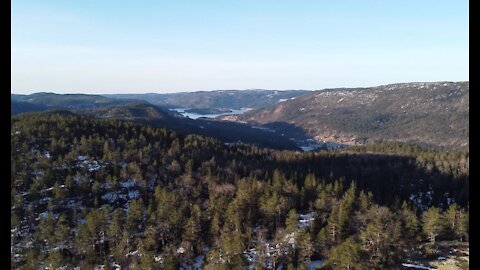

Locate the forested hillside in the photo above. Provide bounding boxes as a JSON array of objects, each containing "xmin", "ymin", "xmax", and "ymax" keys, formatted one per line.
[
  {"xmin": 11, "ymin": 101, "xmax": 50, "ymax": 115},
  {"xmin": 11, "ymin": 112, "xmax": 468, "ymax": 269},
  {"xmin": 104, "ymin": 90, "xmax": 311, "ymax": 110},
  {"xmin": 235, "ymin": 82, "xmax": 469, "ymax": 151},
  {"xmin": 82, "ymin": 103, "xmax": 300, "ymax": 151},
  {"xmin": 11, "ymin": 95, "xmax": 301, "ymax": 151},
  {"xmin": 11, "ymin": 93, "xmax": 138, "ymax": 114}
]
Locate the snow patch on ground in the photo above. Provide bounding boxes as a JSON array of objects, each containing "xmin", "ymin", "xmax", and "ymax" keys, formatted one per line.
[
  {"xmin": 102, "ymin": 192, "xmax": 127, "ymax": 203},
  {"xmin": 181, "ymin": 255, "xmax": 205, "ymax": 270},
  {"xmin": 244, "ymin": 248, "xmax": 257, "ymax": 263},
  {"xmin": 125, "ymin": 249, "xmax": 140, "ymax": 257},
  {"xmin": 251, "ymin": 125, "xmax": 275, "ymax": 132},
  {"xmin": 308, "ymin": 260, "xmax": 324, "ymax": 269},
  {"xmin": 298, "ymin": 212, "xmax": 315, "ymax": 228},
  {"xmin": 119, "ymin": 160, "xmax": 128, "ymax": 168},
  {"xmin": 401, "ymin": 263, "xmax": 437, "ymax": 270},
  {"xmin": 120, "ymin": 180, "xmax": 136, "ymax": 189},
  {"xmin": 128, "ymin": 190, "xmax": 140, "ymax": 199}
]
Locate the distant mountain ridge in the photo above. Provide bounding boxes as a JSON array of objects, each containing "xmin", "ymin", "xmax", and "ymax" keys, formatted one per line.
[
  {"xmin": 10, "ymin": 93, "xmax": 300, "ymax": 150},
  {"xmin": 11, "ymin": 92, "xmax": 137, "ymax": 114},
  {"xmin": 11, "ymin": 82, "xmax": 468, "ymax": 151},
  {"xmin": 233, "ymin": 81, "xmax": 469, "ymax": 150},
  {"xmin": 103, "ymin": 89, "xmax": 311, "ymax": 110}
]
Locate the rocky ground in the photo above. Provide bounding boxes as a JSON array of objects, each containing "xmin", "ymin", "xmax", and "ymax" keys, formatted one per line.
[{"xmin": 403, "ymin": 241, "xmax": 469, "ymax": 270}]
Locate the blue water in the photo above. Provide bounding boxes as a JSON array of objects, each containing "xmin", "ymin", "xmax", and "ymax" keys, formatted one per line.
[{"xmin": 170, "ymin": 107, "xmax": 250, "ymax": 119}]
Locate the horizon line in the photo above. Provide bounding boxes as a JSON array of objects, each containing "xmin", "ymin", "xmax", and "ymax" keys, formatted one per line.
[{"xmin": 11, "ymin": 80, "xmax": 469, "ymax": 95}]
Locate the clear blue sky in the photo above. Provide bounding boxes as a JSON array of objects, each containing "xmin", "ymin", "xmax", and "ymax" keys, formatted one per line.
[{"xmin": 12, "ymin": 0, "xmax": 468, "ymax": 94}]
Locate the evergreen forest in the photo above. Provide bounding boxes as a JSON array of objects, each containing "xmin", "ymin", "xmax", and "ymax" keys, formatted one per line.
[{"xmin": 11, "ymin": 112, "xmax": 469, "ymax": 269}]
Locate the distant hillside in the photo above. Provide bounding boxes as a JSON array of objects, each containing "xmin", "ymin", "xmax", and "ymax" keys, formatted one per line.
[
  {"xmin": 104, "ymin": 89, "xmax": 311, "ymax": 110},
  {"xmin": 11, "ymin": 92, "xmax": 300, "ymax": 150},
  {"xmin": 83, "ymin": 102, "xmax": 170, "ymax": 121},
  {"xmin": 11, "ymin": 100, "xmax": 50, "ymax": 115},
  {"xmin": 234, "ymin": 82, "xmax": 469, "ymax": 150},
  {"xmin": 78, "ymin": 103, "xmax": 301, "ymax": 151},
  {"xmin": 11, "ymin": 92, "xmax": 136, "ymax": 114}
]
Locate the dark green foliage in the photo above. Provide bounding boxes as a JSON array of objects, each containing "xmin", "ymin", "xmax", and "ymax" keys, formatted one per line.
[
  {"xmin": 286, "ymin": 209, "xmax": 298, "ymax": 233},
  {"xmin": 326, "ymin": 237, "xmax": 363, "ymax": 270},
  {"xmin": 10, "ymin": 112, "xmax": 468, "ymax": 269},
  {"xmin": 422, "ymin": 207, "xmax": 443, "ymax": 244}
]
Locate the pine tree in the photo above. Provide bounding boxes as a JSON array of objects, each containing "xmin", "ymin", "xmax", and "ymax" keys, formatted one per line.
[
  {"xmin": 108, "ymin": 208, "xmax": 125, "ymax": 246},
  {"xmin": 326, "ymin": 237, "xmax": 363, "ymax": 270},
  {"xmin": 38, "ymin": 212, "xmax": 55, "ymax": 247},
  {"xmin": 286, "ymin": 209, "xmax": 298, "ymax": 233},
  {"xmin": 55, "ymin": 214, "xmax": 70, "ymax": 244},
  {"xmin": 47, "ymin": 251, "xmax": 63, "ymax": 269},
  {"xmin": 358, "ymin": 191, "xmax": 373, "ymax": 212},
  {"xmin": 22, "ymin": 249, "xmax": 40, "ymax": 270},
  {"xmin": 104, "ymin": 259, "xmax": 112, "ymax": 270},
  {"xmin": 326, "ymin": 201, "xmax": 341, "ymax": 245},
  {"xmin": 141, "ymin": 250, "xmax": 155, "ymax": 270},
  {"xmin": 303, "ymin": 173, "xmax": 317, "ymax": 207},
  {"xmin": 272, "ymin": 169, "xmax": 284, "ymax": 193},
  {"xmin": 144, "ymin": 224, "xmax": 158, "ymax": 251},
  {"xmin": 209, "ymin": 212, "xmax": 222, "ymax": 246},
  {"xmin": 338, "ymin": 181, "xmax": 356, "ymax": 239},
  {"xmin": 114, "ymin": 231, "xmax": 129, "ymax": 265},
  {"xmin": 126, "ymin": 198, "xmax": 145, "ymax": 234},
  {"xmin": 454, "ymin": 208, "xmax": 469, "ymax": 242},
  {"xmin": 219, "ymin": 225, "xmax": 246, "ymax": 268},
  {"xmin": 400, "ymin": 201, "xmax": 419, "ymax": 245},
  {"xmin": 358, "ymin": 206, "xmax": 401, "ymax": 266},
  {"xmin": 444, "ymin": 203, "xmax": 458, "ymax": 239},
  {"xmin": 254, "ymin": 227, "xmax": 268, "ymax": 269},
  {"xmin": 65, "ymin": 175, "xmax": 74, "ymax": 194},
  {"xmin": 422, "ymin": 207, "xmax": 443, "ymax": 244},
  {"xmin": 296, "ymin": 229, "xmax": 313, "ymax": 268},
  {"xmin": 53, "ymin": 181, "xmax": 66, "ymax": 201}
]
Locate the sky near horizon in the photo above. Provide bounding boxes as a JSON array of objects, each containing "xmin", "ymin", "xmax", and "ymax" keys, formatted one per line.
[{"xmin": 12, "ymin": 1, "xmax": 468, "ymax": 94}]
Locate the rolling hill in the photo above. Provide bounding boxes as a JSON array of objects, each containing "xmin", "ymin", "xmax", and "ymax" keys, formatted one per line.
[
  {"xmin": 11, "ymin": 92, "xmax": 137, "ymax": 114},
  {"xmin": 81, "ymin": 103, "xmax": 300, "ymax": 150},
  {"xmin": 232, "ymin": 81, "xmax": 469, "ymax": 150},
  {"xmin": 103, "ymin": 89, "xmax": 311, "ymax": 110}
]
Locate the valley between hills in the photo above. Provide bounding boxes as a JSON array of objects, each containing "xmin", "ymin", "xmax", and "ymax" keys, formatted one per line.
[{"xmin": 11, "ymin": 81, "xmax": 469, "ymax": 270}]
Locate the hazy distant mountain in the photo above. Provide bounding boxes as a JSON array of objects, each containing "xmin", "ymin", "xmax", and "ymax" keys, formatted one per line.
[
  {"xmin": 11, "ymin": 101, "xmax": 50, "ymax": 115},
  {"xmin": 232, "ymin": 82, "xmax": 469, "ymax": 150},
  {"xmin": 103, "ymin": 89, "xmax": 311, "ymax": 110},
  {"xmin": 11, "ymin": 92, "xmax": 137, "ymax": 114}
]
